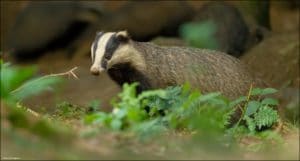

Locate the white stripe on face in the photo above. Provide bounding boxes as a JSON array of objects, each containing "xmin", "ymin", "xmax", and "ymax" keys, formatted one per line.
[
  {"xmin": 91, "ymin": 42, "xmax": 94, "ymax": 62},
  {"xmin": 91, "ymin": 32, "xmax": 115, "ymax": 72}
]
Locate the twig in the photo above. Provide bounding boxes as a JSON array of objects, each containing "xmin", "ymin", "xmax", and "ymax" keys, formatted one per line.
[
  {"xmin": 233, "ymin": 83, "xmax": 253, "ymax": 128},
  {"xmin": 19, "ymin": 104, "xmax": 40, "ymax": 117},
  {"xmin": 37, "ymin": 66, "xmax": 79, "ymax": 80},
  {"xmin": 11, "ymin": 66, "xmax": 79, "ymax": 94},
  {"xmin": 246, "ymin": 83, "xmax": 253, "ymax": 102},
  {"xmin": 9, "ymin": 67, "xmax": 79, "ymax": 118}
]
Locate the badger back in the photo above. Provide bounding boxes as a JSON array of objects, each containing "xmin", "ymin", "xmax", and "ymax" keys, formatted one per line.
[{"xmin": 134, "ymin": 42, "xmax": 264, "ymax": 100}]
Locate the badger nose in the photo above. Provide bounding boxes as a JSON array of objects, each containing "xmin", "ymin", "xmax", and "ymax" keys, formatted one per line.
[{"xmin": 90, "ymin": 67, "xmax": 100, "ymax": 75}]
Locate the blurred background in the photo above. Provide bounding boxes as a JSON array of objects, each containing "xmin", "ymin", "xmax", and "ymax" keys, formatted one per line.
[
  {"xmin": 0, "ymin": 0, "xmax": 299, "ymax": 119},
  {"xmin": 1, "ymin": 1, "xmax": 299, "ymax": 160}
]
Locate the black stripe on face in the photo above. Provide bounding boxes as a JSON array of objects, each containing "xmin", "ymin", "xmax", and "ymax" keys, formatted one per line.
[
  {"xmin": 101, "ymin": 33, "xmax": 121, "ymax": 69},
  {"xmin": 92, "ymin": 32, "xmax": 104, "ymax": 63}
]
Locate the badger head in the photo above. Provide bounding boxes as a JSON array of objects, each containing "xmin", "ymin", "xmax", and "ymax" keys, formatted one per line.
[{"xmin": 90, "ymin": 31, "xmax": 145, "ymax": 75}]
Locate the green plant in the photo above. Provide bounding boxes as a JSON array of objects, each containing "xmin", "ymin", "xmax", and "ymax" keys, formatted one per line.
[
  {"xmin": 53, "ymin": 101, "xmax": 87, "ymax": 120},
  {"xmin": 1, "ymin": 60, "xmax": 79, "ymax": 144},
  {"xmin": 231, "ymin": 86, "xmax": 280, "ymax": 134},
  {"xmin": 84, "ymin": 82, "xmax": 280, "ymax": 144},
  {"xmin": 85, "ymin": 83, "xmax": 226, "ymax": 130},
  {"xmin": 87, "ymin": 100, "xmax": 101, "ymax": 112},
  {"xmin": 0, "ymin": 60, "xmax": 62, "ymax": 105},
  {"xmin": 179, "ymin": 21, "xmax": 219, "ymax": 50},
  {"xmin": 84, "ymin": 83, "xmax": 166, "ymax": 130}
]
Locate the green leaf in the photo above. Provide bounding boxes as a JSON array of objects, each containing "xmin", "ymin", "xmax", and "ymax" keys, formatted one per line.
[
  {"xmin": 250, "ymin": 88, "xmax": 263, "ymax": 96},
  {"xmin": 84, "ymin": 112, "xmax": 108, "ymax": 124},
  {"xmin": 11, "ymin": 76, "xmax": 62, "ymax": 101},
  {"xmin": 208, "ymin": 97, "xmax": 229, "ymax": 108},
  {"xmin": 197, "ymin": 92, "xmax": 221, "ymax": 104},
  {"xmin": 114, "ymin": 108, "xmax": 127, "ymax": 119},
  {"xmin": 251, "ymin": 88, "xmax": 278, "ymax": 96},
  {"xmin": 261, "ymin": 88, "xmax": 278, "ymax": 95},
  {"xmin": 181, "ymin": 82, "xmax": 191, "ymax": 94},
  {"xmin": 261, "ymin": 98, "xmax": 279, "ymax": 106},
  {"xmin": 131, "ymin": 119, "xmax": 167, "ymax": 140},
  {"xmin": 110, "ymin": 119, "xmax": 122, "ymax": 130},
  {"xmin": 179, "ymin": 21, "xmax": 219, "ymax": 49},
  {"xmin": 187, "ymin": 106, "xmax": 227, "ymax": 134},
  {"xmin": 87, "ymin": 100, "xmax": 101, "ymax": 111},
  {"xmin": 127, "ymin": 107, "xmax": 146, "ymax": 123},
  {"xmin": 181, "ymin": 91, "xmax": 201, "ymax": 110},
  {"xmin": 245, "ymin": 101, "xmax": 260, "ymax": 116},
  {"xmin": 120, "ymin": 82, "xmax": 138, "ymax": 98},
  {"xmin": 1, "ymin": 64, "xmax": 37, "ymax": 99},
  {"xmin": 137, "ymin": 89, "xmax": 166, "ymax": 100}
]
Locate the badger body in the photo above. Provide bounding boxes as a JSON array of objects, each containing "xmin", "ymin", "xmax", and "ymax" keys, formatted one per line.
[{"xmin": 90, "ymin": 31, "xmax": 264, "ymax": 100}]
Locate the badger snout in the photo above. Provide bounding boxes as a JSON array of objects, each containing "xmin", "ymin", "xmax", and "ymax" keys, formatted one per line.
[{"xmin": 90, "ymin": 66, "xmax": 104, "ymax": 76}]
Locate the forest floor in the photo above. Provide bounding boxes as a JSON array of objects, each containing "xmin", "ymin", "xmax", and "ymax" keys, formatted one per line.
[{"xmin": 1, "ymin": 99, "xmax": 299, "ymax": 160}]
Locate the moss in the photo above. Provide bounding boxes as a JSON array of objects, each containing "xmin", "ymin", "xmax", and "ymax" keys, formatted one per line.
[{"xmin": 53, "ymin": 101, "xmax": 86, "ymax": 120}]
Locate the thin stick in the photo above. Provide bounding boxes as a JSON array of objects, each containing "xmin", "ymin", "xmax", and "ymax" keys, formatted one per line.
[
  {"xmin": 234, "ymin": 83, "xmax": 253, "ymax": 128},
  {"xmin": 11, "ymin": 66, "xmax": 79, "ymax": 94},
  {"xmin": 10, "ymin": 67, "xmax": 79, "ymax": 117},
  {"xmin": 246, "ymin": 83, "xmax": 253, "ymax": 102},
  {"xmin": 17, "ymin": 104, "xmax": 40, "ymax": 117}
]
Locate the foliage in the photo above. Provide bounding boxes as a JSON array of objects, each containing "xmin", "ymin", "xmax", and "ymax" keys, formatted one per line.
[
  {"xmin": 84, "ymin": 82, "xmax": 280, "ymax": 141},
  {"xmin": 84, "ymin": 83, "xmax": 166, "ymax": 130},
  {"xmin": 0, "ymin": 60, "xmax": 62, "ymax": 105},
  {"xmin": 1, "ymin": 60, "xmax": 69, "ymax": 140},
  {"xmin": 86, "ymin": 99, "xmax": 101, "ymax": 112},
  {"xmin": 53, "ymin": 101, "xmax": 87, "ymax": 120},
  {"xmin": 232, "ymin": 87, "xmax": 280, "ymax": 134},
  {"xmin": 254, "ymin": 106, "xmax": 279, "ymax": 130},
  {"xmin": 179, "ymin": 20, "xmax": 219, "ymax": 50}
]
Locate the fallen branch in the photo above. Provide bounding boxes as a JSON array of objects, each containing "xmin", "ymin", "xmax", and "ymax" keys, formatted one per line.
[
  {"xmin": 16, "ymin": 102, "xmax": 40, "ymax": 117},
  {"xmin": 10, "ymin": 67, "xmax": 79, "ymax": 118},
  {"xmin": 234, "ymin": 83, "xmax": 253, "ymax": 128},
  {"xmin": 35, "ymin": 66, "xmax": 79, "ymax": 80},
  {"xmin": 11, "ymin": 66, "xmax": 79, "ymax": 94}
]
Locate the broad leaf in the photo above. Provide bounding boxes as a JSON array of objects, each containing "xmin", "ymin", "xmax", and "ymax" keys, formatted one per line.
[
  {"xmin": 245, "ymin": 101, "xmax": 261, "ymax": 116},
  {"xmin": 11, "ymin": 76, "xmax": 62, "ymax": 101},
  {"xmin": 261, "ymin": 88, "xmax": 278, "ymax": 95},
  {"xmin": 261, "ymin": 98, "xmax": 279, "ymax": 106}
]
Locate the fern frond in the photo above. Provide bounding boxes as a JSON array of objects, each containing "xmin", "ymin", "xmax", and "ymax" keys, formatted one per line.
[{"xmin": 254, "ymin": 106, "xmax": 279, "ymax": 130}]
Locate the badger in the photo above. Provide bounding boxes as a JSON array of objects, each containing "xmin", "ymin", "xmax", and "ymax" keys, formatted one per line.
[{"xmin": 90, "ymin": 31, "xmax": 265, "ymax": 100}]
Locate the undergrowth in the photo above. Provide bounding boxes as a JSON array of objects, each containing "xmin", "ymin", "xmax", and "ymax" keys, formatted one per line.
[
  {"xmin": 0, "ymin": 60, "xmax": 62, "ymax": 105},
  {"xmin": 84, "ymin": 82, "xmax": 281, "ymax": 142},
  {"xmin": 1, "ymin": 60, "xmax": 73, "ymax": 142}
]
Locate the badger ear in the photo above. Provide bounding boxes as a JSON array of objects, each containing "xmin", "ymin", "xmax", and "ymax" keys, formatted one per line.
[{"xmin": 116, "ymin": 30, "xmax": 130, "ymax": 43}]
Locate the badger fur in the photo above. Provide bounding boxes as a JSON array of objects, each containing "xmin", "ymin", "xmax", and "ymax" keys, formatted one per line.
[{"xmin": 90, "ymin": 31, "xmax": 265, "ymax": 100}]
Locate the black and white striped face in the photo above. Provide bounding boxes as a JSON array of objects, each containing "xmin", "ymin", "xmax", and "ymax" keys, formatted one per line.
[{"xmin": 90, "ymin": 31, "xmax": 130, "ymax": 75}]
